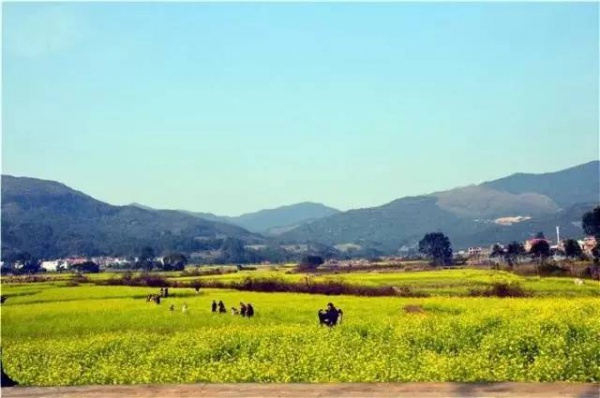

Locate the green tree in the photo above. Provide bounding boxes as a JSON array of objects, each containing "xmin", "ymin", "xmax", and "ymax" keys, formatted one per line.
[
  {"xmin": 530, "ymin": 240, "xmax": 550, "ymax": 260},
  {"xmin": 5, "ymin": 252, "xmax": 42, "ymax": 274},
  {"xmin": 298, "ymin": 255, "xmax": 324, "ymax": 271},
  {"xmin": 70, "ymin": 261, "xmax": 100, "ymax": 273},
  {"xmin": 418, "ymin": 232, "xmax": 453, "ymax": 266},
  {"xmin": 563, "ymin": 239, "xmax": 583, "ymax": 260},
  {"xmin": 490, "ymin": 244, "xmax": 505, "ymax": 258},
  {"xmin": 582, "ymin": 206, "xmax": 600, "ymax": 264},
  {"xmin": 582, "ymin": 206, "xmax": 600, "ymax": 237},
  {"xmin": 135, "ymin": 246, "xmax": 156, "ymax": 271},
  {"xmin": 139, "ymin": 246, "xmax": 155, "ymax": 262},
  {"xmin": 504, "ymin": 241, "xmax": 525, "ymax": 267},
  {"xmin": 162, "ymin": 253, "xmax": 188, "ymax": 271}
]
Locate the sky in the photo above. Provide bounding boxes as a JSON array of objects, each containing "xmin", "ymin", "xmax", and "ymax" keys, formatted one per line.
[{"xmin": 2, "ymin": 3, "xmax": 598, "ymax": 216}]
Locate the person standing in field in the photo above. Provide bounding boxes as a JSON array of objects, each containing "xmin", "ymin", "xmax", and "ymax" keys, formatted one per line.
[
  {"xmin": 218, "ymin": 300, "xmax": 226, "ymax": 314},
  {"xmin": 246, "ymin": 303, "xmax": 254, "ymax": 318},
  {"xmin": 211, "ymin": 300, "xmax": 217, "ymax": 313},
  {"xmin": 239, "ymin": 302, "xmax": 247, "ymax": 317}
]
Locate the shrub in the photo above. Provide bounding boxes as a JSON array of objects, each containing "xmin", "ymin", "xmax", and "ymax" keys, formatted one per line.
[
  {"xmin": 179, "ymin": 267, "xmax": 237, "ymax": 277},
  {"xmin": 101, "ymin": 273, "xmax": 169, "ymax": 287},
  {"xmin": 539, "ymin": 260, "xmax": 569, "ymax": 276},
  {"xmin": 297, "ymin": 255, "xmax": 324, "ymax": 271},
  {"xmin": 469, "ymin": 282, "xmax": 528, "ymax": 298}
]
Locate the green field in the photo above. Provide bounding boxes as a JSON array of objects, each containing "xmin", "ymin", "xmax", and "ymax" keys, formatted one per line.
[{"xmin": 1, "ymin": 269, "xmax": 599, "ymax": 385}]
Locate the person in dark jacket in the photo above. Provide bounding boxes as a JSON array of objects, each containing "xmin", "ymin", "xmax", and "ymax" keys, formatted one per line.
[
  {"xmin": 246, "ymin": 303, "xmax": 255, "ymax": 318},
  {"xmin": 318, "ymin": 303, "xmax": 342, "ymax": 327},
  {"xmin": 218, "ymin": 300, "xmax": 226, "ymax": 314},
  {"xmin": 211, "ymin": 300, "xmax": 217, "ymax": 313},
  {"xmin": 240, "ymin": 302, "xmax": 247, "ymax": 317}
]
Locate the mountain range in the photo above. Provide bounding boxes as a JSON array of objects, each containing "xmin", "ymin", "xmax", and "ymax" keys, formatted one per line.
[
  {"xmin": 1, "ymin": 176, "xmax": 264, "ymax": 260},
  {"xmin": 130, "ymin": 202, "xmax": 340, "ymax": 235},
  {"xmin": 278, "ymin": 161, "xmax": 599, "ymax": 251},
  {"xmin": 1, "ymin": 160, "xmax": 598, "ymax": 259}
]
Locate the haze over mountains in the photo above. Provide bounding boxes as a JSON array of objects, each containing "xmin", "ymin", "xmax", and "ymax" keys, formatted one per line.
[{"xmin": 1, "ymin": 160, "xmax": 598, "ymax": 259}]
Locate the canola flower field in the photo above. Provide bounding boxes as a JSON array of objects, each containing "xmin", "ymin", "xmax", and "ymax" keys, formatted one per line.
[
  {"xmin": 1, "ymin": 270, "xmax": 599, "ymax": 386},
  {"xmin": 168, "ymin": 268, "xmax": 600, "ymax": 297}
]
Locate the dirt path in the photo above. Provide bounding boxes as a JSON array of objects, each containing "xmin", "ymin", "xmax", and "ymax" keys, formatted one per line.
[{"xmin": 2, "ymin": 383, "xmax": 599, "ymax": 398}]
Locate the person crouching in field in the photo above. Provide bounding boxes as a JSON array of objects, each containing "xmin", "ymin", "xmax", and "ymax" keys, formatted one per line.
[
  {"xmin": 318, "ymin": 302, "xmax": 343, "ymax": 327},
  {"xmin": 146, "ymin": 294, "xmax": 161, "ymax": 304},
  {"xmin": 246, "ymin": 303, "xmax": 254, "ymax": 318}
]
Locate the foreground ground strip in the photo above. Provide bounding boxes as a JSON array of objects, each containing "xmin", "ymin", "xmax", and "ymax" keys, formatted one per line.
[{"xmin": 2, "ymin": 383, "xmax": 599, "ymax": 398}]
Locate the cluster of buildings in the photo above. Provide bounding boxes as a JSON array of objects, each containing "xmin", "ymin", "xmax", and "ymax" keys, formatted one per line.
[
  {"xmin": 40, "ymin": 256, "xmax": 131, "ymax": 272},
  {"xmin": 24, "ymin": 234, "xmax": 600, "ymax": 273},
  {"xmin": 460, "ymin": 235, "xmax": 597, "ymax": 259}
]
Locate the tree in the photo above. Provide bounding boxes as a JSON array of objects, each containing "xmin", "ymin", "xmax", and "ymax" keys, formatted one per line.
[
  {"xmin": 136, "ymin": 246, "xmax": 156, "ymax": 271},
  {"xmin": 504, "ymin": 241, "xmax": 525, "ymax": 267},
  {"xmin": 5, "ymin": 252, "xmax": 42, "ymax": 275},
  {"xmin": 418, "ymin": 232, "xmax": 453, "ymax": 266},
  {"xmin": 162, "ymin": 253, "xmax": 188, "ymax": 271},
  {"xmin": 298, "ymin": 255, "xmax": 324, "ymax": 271},
  {"xmin": 583, "ymin": 206, "xmax": 600, "ymax": 263},
  {"xmin": 582, "ymin": 206, "xmax": 600, "ymax": 237},
  {"xmin": 70, "ymin": 261, "xmax": 100, "ymax": 273},
  {"xmin": 217, "ymin": 238, "xmax": 260, "ymax": 264},
  {"xmin": 563, "ymin": 239, "xmax": 583, "ymax": 260},
  {"xmin": 139, "ymin": 246, "xmax": 155, "ymax": 262},
  {"xmin": 490, "ymin": 244, "xmax": 505, "ymax": 258},
  {"xmin": 530, "ymin": 240, "xmax": 550, "ymax": 261}
]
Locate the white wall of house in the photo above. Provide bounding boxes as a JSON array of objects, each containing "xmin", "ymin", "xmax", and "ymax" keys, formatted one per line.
[{"xmin": 41, "ymin": 260, "xmax": 63, "ymax": 271}]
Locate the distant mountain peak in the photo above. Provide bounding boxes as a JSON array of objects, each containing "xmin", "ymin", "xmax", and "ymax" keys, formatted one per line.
[
  {"xmin": 128, "ymin": 202, "xmax": 155, "ymax": 211},
  {"xmin": 229, "ymin": 202, "xmax": 341, "ymax": 233}
]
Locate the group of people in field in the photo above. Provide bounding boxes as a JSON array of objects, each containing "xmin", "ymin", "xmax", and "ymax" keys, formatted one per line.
[
  {"xmin": 212, "ymin": 300, "xmax": 255, "ymax": 317},
  {"xmin": 144, "ymin": 288, "xmax": 343, "ymax": 327},
  {"xmin": 146, "ymin": 287, "xmax": 170, "ymax": 304}
]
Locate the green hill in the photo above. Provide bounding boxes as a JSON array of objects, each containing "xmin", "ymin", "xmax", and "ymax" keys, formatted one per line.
[{"xmin": 1, "ymin": 175, "xmax": 265, "ymax": 259}]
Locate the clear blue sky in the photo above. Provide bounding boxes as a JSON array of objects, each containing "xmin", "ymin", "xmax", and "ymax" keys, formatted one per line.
[{"xmin": 3, "ymin": 3, "xmax": 598, "ymax": 216}]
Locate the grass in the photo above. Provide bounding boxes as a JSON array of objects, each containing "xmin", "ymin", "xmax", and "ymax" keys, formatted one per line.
[{"xmin": 1, "ymin": 278, "xmax": 599, "ymax": 385}]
